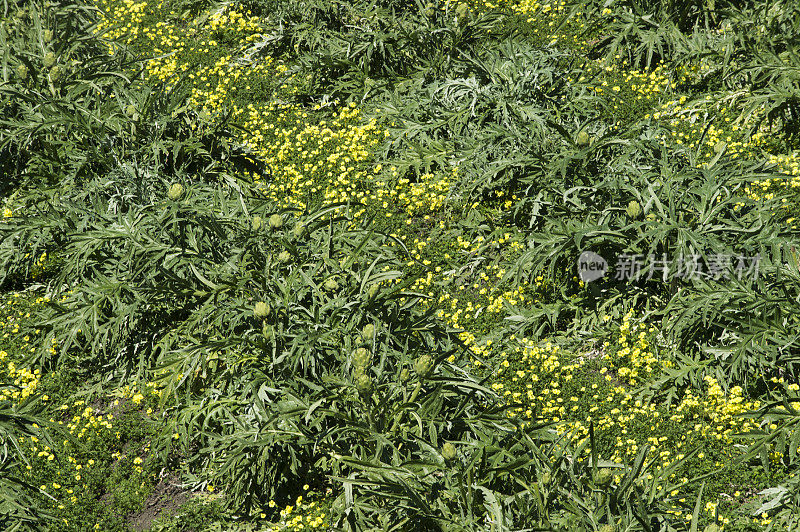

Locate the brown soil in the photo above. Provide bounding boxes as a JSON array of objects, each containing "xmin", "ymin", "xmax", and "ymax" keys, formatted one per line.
[{"xmin": 127, "ymin": 475, "xmax": 188, "ymax": 531}]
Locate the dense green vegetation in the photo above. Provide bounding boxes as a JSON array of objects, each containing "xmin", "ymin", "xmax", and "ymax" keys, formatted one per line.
[{"xmin": 2, "ymin": 0, "xmax": 800, "ymax": 530}]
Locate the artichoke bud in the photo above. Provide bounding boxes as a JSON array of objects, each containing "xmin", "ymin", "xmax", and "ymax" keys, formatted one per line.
[
  {"xmin": 414, "ymin": 355, "xmax": 433, "ymax": 378},
  {"xmin": 593, "ymin": 468, "xmax": 613, "ymax": 487},
  {"xmin": 399, "ymin": 368, "xmax": 410, "ymax": 383},
  {"xmin": 360, "ymin": 323, "xmax": 375, "ymax": 343},
  {"xmin": 598, "ymin": 526, "xmax": 615, "ymax": 532},
  {"xmin": 442, "ymin": 442, "xmax": 457, "ymax": 461},
  {"xmin": 253, "ymin": 301, "xmax": 270, "ymax": 320},
  {"xmin": 293, "ymin": 222, "xmax": 306, "ymax": 238},
  {"xmin": 43, "ymin": 51, "xmax": 56, "ymax": 68},
  {"xmin": 352, "ymin": 347, "xmax": 370, "ymax": 370},
  {"xmin": 277, "ymin": 250, "xmax": 292, "ymax": 263},
  {"xmin": 49, "ymin": 65, "xmax": 61, "ymax": 81},
  {"xmin": 16, "ymin": 64, "xmax": 28, "ymax": 80},
  {"xmin": 576, "ymin": 130, "xmax": 590, "ymax": 146},
  {"xmin": 356, "ymin": 374, "xmax": 373, "ymax": 395},
  {"xmin": 324, "ymin": 278, "xmax": 339, "ymax": 292},
  {"xmin": 368, "ymin": 283, "xmax": 379, "ymax": 299},
  {"xmin": 251, "ymin": 215, "xmax": 263, "ymax": 231},
  {"xmin": 167, "ymin": 183, "xmax": 184, "ymax": 201},
  {"xmin": 455, "ymin": 3, "xmax": 469, "ymax": 19},
  {"xmin": 268, "ymin": 214, "xmax": 283, "ymax": 229},
  {"xmin": 646, "ymin": 212, "xmax": 656, "ymax": 222},
  {"xmin": 43, "ymin": 29, "xmax": 53, "ymax": 42},
  {"xmin": 626, "ymin": 200, "xmax": 641, "ymax": 219},
  {"xmin": 540, "ymin": 471, "xmax": 552, "ymax": 485}
]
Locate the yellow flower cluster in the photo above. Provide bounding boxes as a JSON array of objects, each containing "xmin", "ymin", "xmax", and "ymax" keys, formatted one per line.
[
  {"xmin": 93, "ymin": 0, "xmax": 149, "ymax": 50},
  {"xmin": 767, "ymin": 152, "xmax": 800, "ymax": 188},
  {"xmin": 485, "ymin": 312, "xmax": 765, "ymax": 510},
  {"xmin": 0, "ymin": 349, "xmax": 40, "ymax": 403},
  {"xmin": 115, "ymin": 381, "xmax": 163, "ymax": 403},
  {"xmin": 94, "ymin": 0, "xmax": 461, "ymax": 220},
  {"xmin": 16, "ymin": 381, "xmax": 162, "ymax": 527},
  {"xmin": 654, "ymin": 97, "xmax": 767, "ymax": 161},
  {"xmin": 465, "ymin": 0, "xmax": 798, "ymax": 214},
  {"xmin": 207, "ymin": 9, "xmax": 262, "ymax": 34},
  {"xmin": 655, "ymin": 75, "xmax": 800, "ymax": 203},
  {"xmin": 449, "ymin": 0, "xmax": 588, "ymax": 49},
  {"xmin": 377, "ymin": 226, "xmax": 533, "ymax": 336},
  {"xmin": 188, "ymin": 57, "xmax": 289, "ymax": 118},
  {"xmin": 388, "ymin": 170, "xmax": 454, "ymax": 217},
  {"xmin": 263, "ymin": 488, "xmax": 329, "ymax": 531},
  {"xmin": 61, "ymin": 401, "xmax": 115, "ymax": 439},
  {"xmin": 0, "ymin": 295, "xmax": 41, "ymax": 403},
  {"xmin": 94, "ymin": 1, "xmax": 268, "ymax": 90},
  {"xmin": 239, "ymin": 102, "xmax": 386, "ymax": 212},
  {"xmin": 581, "ymin": 62, "xmax": 674, "ymax": 106},
  {"xmin": 608, "ymin": 314, "xmax": 666, "ymax": 386}
]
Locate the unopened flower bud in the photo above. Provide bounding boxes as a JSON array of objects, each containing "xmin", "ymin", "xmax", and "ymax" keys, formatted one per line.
[
  {"xmin": 43, "ymin": 52, "xmax": 56, "ymax": 68},
  {"xmin": 368, "ymin": 283, "xmax": 379, "ymax": 299},
  {"xmin": 42, "ymin": 29, "xmax": 53, "ymax": 42},
  {"xmin": 576, "ymin": 130, "xmax": 589, "ymax": 146},
  {"xmin": 414, "ymin": 355, "xmax": 433, "ymax": 378},
  {"xmin": 356, "ymin": 374, "xmax": 372, "ymax": 394},
  {"xmin": 594, "ymin": 468, "xmax": 613, "ymax": 487},
  {"xmin": 16, "ymin": 64, "xmax": 28, "ymax": 80},
  {"xmin": 268, "ymin": 214, "xmax": 283, "ymax": 229},
  {"xmin": 361, "ymin": 323, "xmax": 375, "ymax": 343},
  {"xmin": 252, "ymin": 215, "xmax": 263, "ymax": 231},
  {"xmin": 352, "ymin": 347, "xmax": 370, "ymax": 370},
  {"xmin": 626, "ymin": 200, "xmax": 641, "ymax": 219},
  {"xmin": 324, "ymin": 278, "xmax": 339, "ymax": 291},
  {"xmin": 253, "ymin": 301, "xmax": 270, "ymax": 319},
  {"xmin": 293, "ymin": 222, "xmax": 306, "ymax": 238},
  {"xmin": 278, "ymin": 250, "xmax": 291, "ymax": 263},
  {"xmin": 167, "ymin": 183, "xmax": 184, "ymax": 201},
  {"xmin": 442, "ymin": 442, "xmax": 457, "ymax": 461},
  {"xmin": 49, "ymin": 65, "xmax": 61, "ymax": 81},
  {"xmin": 399, "ymin": 368, "xmax": 410, "ymax": 383}
]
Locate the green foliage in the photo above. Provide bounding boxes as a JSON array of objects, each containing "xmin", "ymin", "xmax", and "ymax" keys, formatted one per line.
[
  {"xmin": 0, "ymin": 400, "xmax": 53, "ymax": 530},
  {"xmin": 3, "ymin": 0, "xmax": 800, "ymax": 529}
]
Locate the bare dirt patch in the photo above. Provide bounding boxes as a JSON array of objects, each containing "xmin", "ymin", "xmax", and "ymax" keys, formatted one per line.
[{"xmin": 127, "ymin": 475, "xmax": 188, "ymax": 531}]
